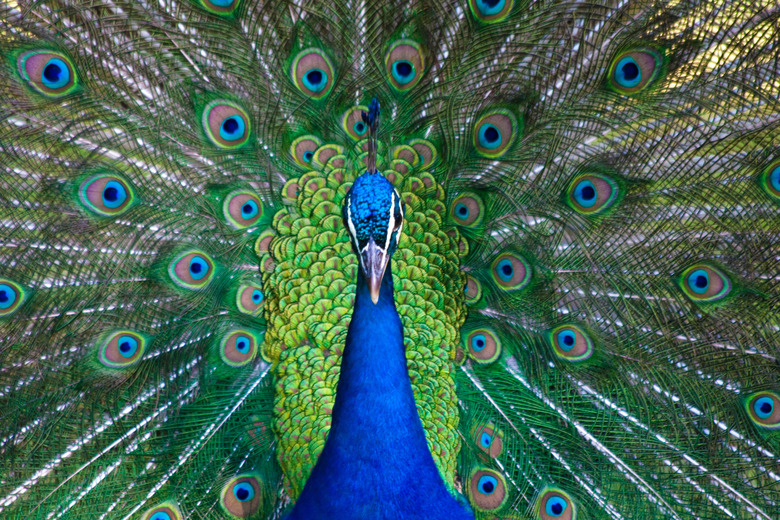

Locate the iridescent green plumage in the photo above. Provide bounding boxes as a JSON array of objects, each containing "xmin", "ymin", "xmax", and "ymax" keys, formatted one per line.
[{"xmin": 0, "ymin": 0, "xmax": 779, "ymax": 519}]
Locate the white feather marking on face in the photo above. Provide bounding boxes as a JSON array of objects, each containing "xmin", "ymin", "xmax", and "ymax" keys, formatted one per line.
[
  {"xmin": 346, "ymin": 199, "xmax": 360, "ymax": 252},
  {"xmin": 384, "ymin": 191, "xmax": 396, "ymax": 252}
]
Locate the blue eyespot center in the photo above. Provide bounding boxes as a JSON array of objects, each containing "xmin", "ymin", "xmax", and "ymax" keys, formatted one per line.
[
  {"xmin": 117, "ymin": 336, "xmax": 138, "ymax": 358},
  {"xmin": 392, "ymin": 60, "xmax": 415, "ymax": 84},
  {"xmin": 478, "ymin": 124, "xmax": 501, "ymax": 149},
  {"xmin": 755, "ymin": 397, "xmax": 774, "ymax": 419},
  {"xmin": 0, "ymin": 285, "xmax": 15, "ymax": 309},
  {"xmin": 210, "ymin": 0, "xmax": 233, "ymax": 6},
  {"xmin": 574, "ymin": 179, "xmax": 597, "ymax": 207},
  {"xmin": 688, "ymin": 269, "xmax": 709, "ymax": 294},
  {"xmin": 233, "ymin": 482, "xmax": 255, "ymax": 502},
  {"xmin": 545, "ymin": 496, "xmax": 568, "ymax": 517},
  {"xmin": 615, "ymin": 56, "xmax": 641, "ymax": 88},
  {"xmin": 303, "ymin": 151, "xmax": 313, "ymax": 162},
  {"xmin": 557, "ymin": 330, "xmax": 576, "ymax": 351},
  {"xmin": 150, "ymin": 512, "xmax": 172, "ymax": 520},
  {"xmin": 476, "ymin": 0, "xmax": 505, "ymax": 15},
  {"xmin": 303, "ymin": 69, "xmax": 327, "ymax": 92},
  {"xmin": 219, "ymin": 115, "xmax": 246, "ymax": 141},
  {"xmin": 42, "ymin": 58, "xmax": 69, "ymax": 89},
  {"xmin": 480, "ymin": 432, "xmax": 492, "ymax": 447},
  {"xmin": 102, "ymin": 181, "xmax": 127, "ymax": 209},
  {"xmin": 353, "ymin": 121, "xmax": 366, "ymax": 135},
  {"xmin": 241, "ymin": 200, "xmax": 259, "ymax": 219},
  {"xmin": 235, "ymin": 336, "xmax": 251, "ymax": 354},
  {"xmin": 496, "ymin": 259, "xmax": 514, "ymax": 281},
  {"xmin": 477, "ymin": 475, "xmax": 497, "ymax": 494},
  {"xmin": 189, "ymin": 256, "xmax": 208, "ymax": 280},
  {"xmin": 455, "ymin": 203, "xmax": 469, "ymax": 218},
  {"xmin": 472, "ymin": 334, "xmax": 486, "ymax": 351},
  {"xmin": 770, "ymin": 166, "xmax": 780, "ymax": 191}
]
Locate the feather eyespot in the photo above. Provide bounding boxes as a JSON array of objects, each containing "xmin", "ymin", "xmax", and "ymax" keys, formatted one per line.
[
  {"xmin": 464, "ymin": 275, "xmax": 482, "ymax": 304},
  {"xmin": 17, "ymin": 50, "xmax": 78, "ymax": 98},
  {"xmin": 451, "ymin": 193, "xmax": 485, "ymax": 227},
  {"xmin": 203, "ymin": 101, "xmax": 250, "ymax": 149},
  {"xmin": 223, "ymin": 191, "xmax": 263, "ymax": 229},
  {"xmin": 291, "ymin": 49, "xmax": 334, "ymax": 99},
  {"xmin": 341, "ymin": 106, "xmax": 369, "ymax": 141},
  {"xmin": 608, "ymin": 48, "xmax": 664, "ymax": 95},
  {"xmin": 237, "ymin": 283, "xmax": 264, "ymax": 316},
  {"xmin": 464, "ymin": 328, "xmax": 501, "ymax": 364},
  {"xmin": 0, "ymin": 279, "xmax": 25, "ymax": 317},
  {"xmin": 679, "ymin": 264, "xmax": 731, "ymax": 303},
  {"xmin": 474, "ymin": 109, "xmax": 519, "ymax": 158},
  {"xmin": 290, "ymin": 135, "xmax": 323, "ymax": 167},
  {"xmin": 220, "ymin": 330, "xmax": 258, "ymax": 367},
  {"xmin": 745, "ymin": 392, "xmax": 780, "ymax": 429},
  {"xmin": 468, "ymin": 0, "xmax": 513, "ymax": 23},
  {"xmin": 536, "ymin": 488, "xmax": 576, "ymax": 520},
  {"xmin": 549, "ymin": 325, "xmax": 593, "ymax": 362},
  {"xmin": 79, "ymin": 174, "xmax": 134, "ymax": 216},
  {"xmin": 385, "ymin": 40, "xmax": 424, "ymax": 91},
  {"xmin": 473, "ymin": 423, "xmax": 503, "ymax": 458},
  {"xmin": 221, "ymin": 474, "xmax": 262, "ymax": 517},
  {"xmin": 759, "ymin": 160, "xmax": 780, "ymax": 202},
  {"xmin": 141, "ymin": 502, "xmax": 182, "ymax": 520},
  {"xmin": 98, "ymin": 331, "xmax": 146, "ymax": 369},
  {"xmin": 169, "ymin": 250, "xmax": 215, "ymax": 289},
  {"xmin": 490, "ymin": 252, "xmax": 531, "ymax": 291},
  {"xmin": 468, "ymin": 468, "xmax": 508, "ymax": 511},
  {"xmin": 198, "ymin": 0, "xmax": 238, "ymax": 15},
  {"xmin": 566, "ymin": 173, "xmax": 618, "ymax": 215},
  {"xmin": 407, "ymin": 138, "xmax": 437, "ymax": 168}
]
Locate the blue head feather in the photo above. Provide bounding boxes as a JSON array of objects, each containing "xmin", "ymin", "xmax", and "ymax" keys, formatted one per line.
[{"xmin": 343, "ymin": 171, "xmax": 404, "ymax": 257}]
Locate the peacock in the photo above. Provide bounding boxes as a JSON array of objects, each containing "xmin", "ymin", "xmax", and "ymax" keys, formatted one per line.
[{"xmin": 1, "ymin": 0, "xmax": 779, "ymax": 518}]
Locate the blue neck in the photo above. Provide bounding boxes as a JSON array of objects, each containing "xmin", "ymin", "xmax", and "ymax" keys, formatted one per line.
[{"xmin": 286, "ymin": 264, "xmax": 473, "ymax": 520}]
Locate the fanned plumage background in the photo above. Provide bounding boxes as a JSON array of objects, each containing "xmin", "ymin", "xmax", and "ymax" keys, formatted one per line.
[{"xmin": 0, "ymin": 0, "xmax": 779, "ymax": 519}]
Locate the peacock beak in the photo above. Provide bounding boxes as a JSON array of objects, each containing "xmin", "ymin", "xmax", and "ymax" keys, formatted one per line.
[{"xmin": 360, "ymin": 237, "xmax": 389, "ymax": 304}]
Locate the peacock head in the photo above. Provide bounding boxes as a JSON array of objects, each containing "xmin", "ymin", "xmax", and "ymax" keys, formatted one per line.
[{"xmin": 343, "ymin": 171, "xmax": 404, "ymax": 304}]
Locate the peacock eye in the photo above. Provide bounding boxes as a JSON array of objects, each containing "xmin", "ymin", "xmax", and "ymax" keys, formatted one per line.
[
  {"xmin": 290, "ymin": 135, "xmax": 322, "ymax": 167},
  {"xmin": 464, "ymin": 275, "xmax": 482, "ymax": 304},
  {"xmin": 0, "ymin": 279, "xmax": 25, "ymax": 317},
  {"xmin": 223, "ymin": 191, "xmax": 263, "ymax": 229},
  {"xmin": 679, "ymin": 264, "xmax": 731, "ymax": 303},
  {"xmin": 490, "ymin": 252, "xmax": 531, "ymax": 291},
  {"xmin": 385, "ymin": 40, "xmax": 424, "ymax": 91},
  {"xmin": 473, "ymin": 109, "xmax": 519, "ymax": 158},
  {"xmin": 608, "ymin": 48, "xmax": 664, "ymax": 95},
  {"xmin": 745, "ymin": 391, "xmax": 780, "ymax": 429},
  {"xmin": 464, "ymin": 328, "xmax": 501, "ymax": 364},
  {"xmin": 759, "ymin": 160, "xmax": 780, "ymax": 202},
  {"xmin": 537, "ymin": 488, "xmax": 576, "ymax": 520},
  {"xmin": 141, "ymin": 503, "xmax": 182, "ymax": 520},
  {"xmin": 468, "ymin": 0, "xmax": 513, "ymax": 23},
  {"xmin": 220, "ymin": 475, "xmax": 262, "ymax": 517},
  {"xmin": 450, "ymin": 193, "xmax": 484, "ymax": 227},
  {"xmin": 473, "ymin": 423, "xmax": 503, "ymax": 458},
  {"xmin": 198, "ymin": 0, "xmax": 238, "ymax": 15},
  {"xmin": 98, "ymin": 331, "xmax": 146, "ymax": 369},
  {"xmin": 291, "ymin": 48, "xmax": 335, "ymax": 99},
  {"xmin": 203, "ymin": 101, "xmax": 250, "ymax": 149},
  {"xmin": 169, "ymin": 250, "xmax": 215, "ymax": 290},
  {"xmin": 549, "ymin": 324, "xmax": 593, "ymax": 362},
  {"xmin": 341, "ymin": 105, "xmax": 369, "ymax": 141},
  {"xmin": 17, "ymin": 50, "xmax": 78, "ymax": 98},
  {"xmin": 566, "ymin": 173, "xmax": 618, "ymax": 216},
  {"xmin": 237, "ymin": 283, "xmax": 264, "ymax": 315},
  {"xmin": 79, "ymin": 174, "xmax": 134, "ymax": 217},
  {"xmin": 468, "ymin": 468, "xmax": 507, "ymax": 511},
  {"xmin": 220, "ymin": 330, "xmax": 258, "ymax": 367}
]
